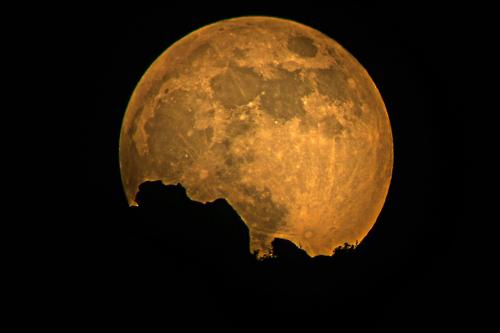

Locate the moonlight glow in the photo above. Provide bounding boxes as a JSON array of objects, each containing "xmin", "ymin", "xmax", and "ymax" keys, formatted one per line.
[{"xmin": 119, "ymin": 16, "xmax": 393, "ymax": 257}]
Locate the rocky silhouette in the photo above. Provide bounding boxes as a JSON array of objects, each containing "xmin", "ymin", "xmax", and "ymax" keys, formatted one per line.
[
  {"xmin": 134, "ymin": 181, "xmax": 252, "ymax": 266},
  {"xmin": 131, "ymin": 181, "xmax": 357, "ymax": 266},
  {"xmin": 87, "ymin": 181, "xmax": 425, "ymax": 330}
]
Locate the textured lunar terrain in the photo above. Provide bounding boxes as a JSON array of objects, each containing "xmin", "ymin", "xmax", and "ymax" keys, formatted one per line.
[{"xmin": 120, "ymin": 16, "xmax": 393, "ymax": 257}]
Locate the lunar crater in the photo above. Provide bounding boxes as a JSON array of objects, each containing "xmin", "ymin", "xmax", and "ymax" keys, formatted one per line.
[{"xmin": 287, "ymin": 35, "xmax": 318, "ymax": 58}]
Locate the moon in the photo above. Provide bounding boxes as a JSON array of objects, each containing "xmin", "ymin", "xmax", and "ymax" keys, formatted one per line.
[{"xmin": 119, "ymin": 16, "xmax": 393, "ymax": 257}]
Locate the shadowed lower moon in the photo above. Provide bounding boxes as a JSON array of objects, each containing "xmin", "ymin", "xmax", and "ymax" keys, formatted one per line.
[{"xmin": 119, "ymin": 16, "xmax": 393, "ymax": 257}]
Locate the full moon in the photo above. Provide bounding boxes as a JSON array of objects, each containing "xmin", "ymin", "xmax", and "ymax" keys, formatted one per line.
[{"xmin": 119, "ymin": 16, "xmax": 393, "ymax": 257}]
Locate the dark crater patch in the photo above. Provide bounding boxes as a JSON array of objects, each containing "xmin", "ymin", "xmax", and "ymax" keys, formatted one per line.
[
  {"xmin": 211, "ymin": 64, "xmax": 314, "ymax": 124},
  {"xmin": 326, "ymin": 46, "xmax": 344, "ymax": 66},
  {"xmin": 239, "ymin": 184, "xmax": 288, "ymax": 235},
  {"xmin": 214, "ymin": 165, "xmax": 241, "ymax": 185},
  {"xmin": 210, "ymin": 64, "xmax": 262, "ymax": 108},
  {"xmin": 314, "ymin": 67, "xmax": 350, "ymax": 102},
  {"xmin": 320, "ymin": 114, "xmax": 346, "ymax": 138},
  {"xmin": 228, "ymin": 119, "xmax": 253, "ymax": 137},
  {"xmin": 287, "ymin": 35, "xmax": 318, "ymax": 58},
  {"xmin": 211, "ymin": 139, "xmax": 255, "ymax": 184},
  {"xmin": 260, "ymin": 67, "xmax": 314, "ymax": 123},
  {"xmin": 224, "ymin": 149, "xmax": 255, "ymax": 167}
]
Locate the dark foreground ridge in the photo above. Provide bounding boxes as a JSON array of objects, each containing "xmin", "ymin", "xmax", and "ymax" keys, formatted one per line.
[
  {"xmin": 92, "ymin": 181, "xmax": 393, "ymax": 330},
  {"xmin": 132, "ymin": 181, "xmax": 357, "ymax": 264}
]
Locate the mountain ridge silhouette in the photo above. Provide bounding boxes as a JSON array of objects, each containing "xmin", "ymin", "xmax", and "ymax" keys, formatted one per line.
[{"xmin": 87, "ymin": 180, "xmax": 398, "ymax": 330}]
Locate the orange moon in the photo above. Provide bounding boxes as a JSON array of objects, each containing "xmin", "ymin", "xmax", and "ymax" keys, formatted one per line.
[{"xmin": 119, "ymin": 16, "xmax": 393, "ymax": 257}]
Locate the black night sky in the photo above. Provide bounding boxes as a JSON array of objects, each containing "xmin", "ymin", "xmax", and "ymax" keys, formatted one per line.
[{"xmin": 74, "ymin": 3, "xmax": 469, "ymax": 331}]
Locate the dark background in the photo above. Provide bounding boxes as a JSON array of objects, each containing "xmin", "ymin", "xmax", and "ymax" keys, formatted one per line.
[{"xmin": 74, "ymin": 3, "xmax": 468, "ymax": 331}]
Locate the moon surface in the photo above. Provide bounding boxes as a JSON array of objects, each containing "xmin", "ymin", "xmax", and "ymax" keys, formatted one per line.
[{"xmin": 119, "ymin": 16, "xmax": 393, "ymax": 257}]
